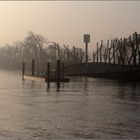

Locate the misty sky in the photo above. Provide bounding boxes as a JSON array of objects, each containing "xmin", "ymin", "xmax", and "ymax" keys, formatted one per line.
[{"xmin": 0, "ymin": 1, "xmax": 140, "ymax": 51}]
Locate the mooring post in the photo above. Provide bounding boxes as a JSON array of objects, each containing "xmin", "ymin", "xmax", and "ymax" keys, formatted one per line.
[
  {"xmin": 32, "ymin": 59, "xmax": 35, "ymax": 76},
  {"xmin": 61, "ymin": 62, "xmax": 64, "ymax": 78},
  {"xmin": 22, "ymin": 61, "xmax": 25, "ymax": 80},
  {"xmin": 57, "ymin": 60, "xmax": 60, "ymax": 89},
  {"xmin": 93, "ymin": 51, "xmax": 95, "ymax": 63},
  {"xmin": 46, "ymin": 62, "xmax": 50, "ymax": 89}
]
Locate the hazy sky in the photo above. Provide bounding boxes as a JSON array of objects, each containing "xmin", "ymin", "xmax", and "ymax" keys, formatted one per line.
[{"xmin": 0, "ymin": 1, "xmax": 140, "ymax": 51}]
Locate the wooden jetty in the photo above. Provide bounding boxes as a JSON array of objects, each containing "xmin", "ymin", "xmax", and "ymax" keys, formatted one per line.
[
  {"xmin": 23, "ymin": 75, "xmax": 69, "ymax": 82},
  {"xmin": 23, "ymin": 75, "xmax": 45, "ymax": 81},
  {"xmin": 22, "ymin": 60, "xmax": 70, "ymax": 89}
]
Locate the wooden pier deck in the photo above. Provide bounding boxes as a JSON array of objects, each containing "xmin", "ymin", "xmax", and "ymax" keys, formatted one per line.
[
  {"xmin": 23, "ymin": 75, "xmax": 45, "ymax": 81},
  {"xmin": 23, "ymin": 75, "xmax": 70, "ymax": 82}
]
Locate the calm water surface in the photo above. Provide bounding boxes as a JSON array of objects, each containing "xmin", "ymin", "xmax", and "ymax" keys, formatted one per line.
[{"xmin": 0, "ymin": 70, "xmax": 140, "ymax": 139}]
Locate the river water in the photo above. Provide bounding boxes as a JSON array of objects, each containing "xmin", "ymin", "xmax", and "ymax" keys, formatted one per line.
[{"xmin": 0, "ymin": 70, "xmax": 140, "ymax": 139}]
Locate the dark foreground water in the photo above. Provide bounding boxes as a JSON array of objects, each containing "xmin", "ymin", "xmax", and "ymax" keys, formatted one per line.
[{"xmin": 0, "ymin": 70, "xmax": 140, "ymax": 139}]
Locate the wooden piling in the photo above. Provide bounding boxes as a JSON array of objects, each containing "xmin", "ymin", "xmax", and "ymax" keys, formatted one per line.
[
  {"xmin": 32, "ymin": 59, "xmax": 35, "ymax": 76},
  {"xmin": 22, "ymin": 62, "xmax": 25, "ymax": 80},
  {"xmin": 57, "ymin": 60, "xmax": 60, "ymax": 88},
  {"xmin": 93, "ymin": 51, "xmax": 95, "ymax": 62},
  {"xmin": 47, "ymin": 62, "xmax": 50, "ymax": 89}
]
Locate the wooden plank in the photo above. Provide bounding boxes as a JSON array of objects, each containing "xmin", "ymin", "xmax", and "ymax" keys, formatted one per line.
[
  {"xmin": 23, "ymin": 75, "xmax": 45, "ymax": 81},
  {"xmin": 47, "ymin": 62, "xmax": 50, "ymax": 89},
  {"xmin": 23, "ymin": 75, "xmax": 70, "ymax": 82}
]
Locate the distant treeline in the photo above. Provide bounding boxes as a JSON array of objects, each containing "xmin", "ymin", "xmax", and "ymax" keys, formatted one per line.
[
  {"xmin": 93, "ymin": 32, "xmax": 140, "ymax": 66},
  {"xmin": 0, "ymin": 31, "xmax": 84, "ymax": 71},
  {"xmin": 0, "ymin": 31, "xmax": 140, "ymax": 72}
]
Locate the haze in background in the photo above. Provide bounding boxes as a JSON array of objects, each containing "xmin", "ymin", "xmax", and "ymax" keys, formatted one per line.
[{"xmin": 0, "ymin": 1, "xmax": 140, "ymax": 52}]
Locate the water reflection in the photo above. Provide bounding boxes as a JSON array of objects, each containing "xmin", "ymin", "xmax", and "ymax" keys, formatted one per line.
[
  {"xmin": 0, "ymin": 71, "xmax": 140, "ymax": 139},
  {"xmin": 117, "ymin": 81, "xmax": 140, "ymax": 101},
  {"xmin": 82, "ymin": 77, "xmax": 89, "ymax": 96},
  {"xmin": 130, "ymin": 82, "xmax": 137, "ymax": 101},
  {"xmin": 118, "ymin": 82, "xmax": 126, "ymax": 99}
]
